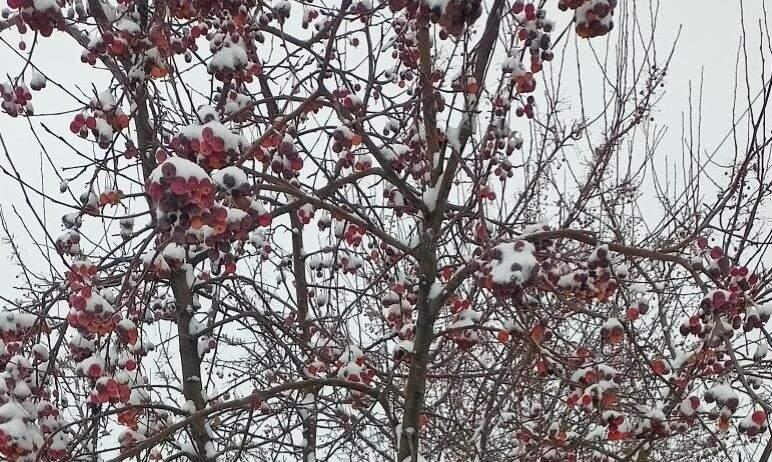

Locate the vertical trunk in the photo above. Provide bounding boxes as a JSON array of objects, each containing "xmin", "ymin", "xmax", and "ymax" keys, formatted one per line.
[
  {"xmin": 396, "ymin": 3, "xmax": 503, "ymax": 457},
  {"xmin": 170, "ymin": 270, "xmax": 210, "ymax": 461},
  {"xmin": 397, "ymin": 23, "xmax": 442, "ymax": 462},
  {"xmin": 397, "ymin": 247, "xmax": 437, "ymax": 462},
  {"xmin": 291, "ymin": 210, "xmax": 317, "ymax": 462}
]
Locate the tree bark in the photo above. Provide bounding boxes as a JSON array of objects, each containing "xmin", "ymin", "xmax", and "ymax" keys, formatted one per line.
[
  {"xmin": 290, "ymin": 213, "xmax": 318, "ymax": 462},
  {"xmin": 170, "ymin": 270, "xmax": 211, "ymax": 461},
  {"xmin": 397, "ymin": 3, "xmax": 505, "ymax": 459},
  {"xmin": 397, "ymin": 245, "xmax": 438, "ymax": 462}
]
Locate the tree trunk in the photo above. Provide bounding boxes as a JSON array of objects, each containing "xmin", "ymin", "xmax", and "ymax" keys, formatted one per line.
[
  {"xmin": 290, "ymin": 213, "xmax": 318, "ymax": 462},
  {"xmin": 397, "ymin": 246, "xmax": 437, "ymax": 462},
  {"xmin": 170, "ymin": 270, "xmax": 211, "ymax": 461}
]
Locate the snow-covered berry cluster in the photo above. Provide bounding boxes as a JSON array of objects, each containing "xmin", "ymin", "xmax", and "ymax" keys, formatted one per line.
[
  {"xmin": 68, "ymin": 91, "xmax": 129, "ymax": 149},
  {"xmin": 479, "ymin": 240, "xmax": 539, "ymax": 299},
  {"xmin": 335, "ymin": 346, "xmax": 376, "ymax": 407},
  {"xmin": 542, "ymin": 245, "xmax": 618, "ymax": 302},
  {"xmin": 0, "ymin": 82, "xmax": 33, "ymax": 117},
  {"xmin": 146, "ymin": 157, "xmax": 215, "ymax": 239},
  {"xmin": 170, "ymin": 106, "xmax": 248, "ymax": 171},
  {"xmin": 381, "ymin": 284, "xmax": 415, "ymax": 352},
  {"xmin": 67, "ymin": 286, "xmax": 119, "ymax": 336},
  {"xmin": 559, "ymin": 0, "xmax": 617, "ymax": 38},
  {"xmin": 447, "ymin": 298, "xmax": 480, "ymax": 349},
  {"xmin": 567, "ymin": 363, "xmax": 620, "ymax": 410},
  {"xmin": 7, "ymin": 0, "xmax": 63, "ymax": 37}
]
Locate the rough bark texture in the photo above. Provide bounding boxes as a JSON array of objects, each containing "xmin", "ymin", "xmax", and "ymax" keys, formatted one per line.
[{"xmin": 170, "ymin": 270, "xmax": 211, "ymax": 461}]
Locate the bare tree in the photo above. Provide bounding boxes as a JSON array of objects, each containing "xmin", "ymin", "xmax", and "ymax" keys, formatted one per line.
[{"xmin": 0, "ymin": 0, "xmax": 770, "ymax": 461}]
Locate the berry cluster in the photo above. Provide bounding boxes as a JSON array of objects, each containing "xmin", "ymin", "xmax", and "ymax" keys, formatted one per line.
[
  {"xmin": 704, "ymin": 383, "xmax": 739, "ymax": 432},
  {"xmin": 55, "ymin": 229, "xmax": 81, "ymax": 256},
  {"xmin": 566, "ymin": 364, "xmax": 620, "ymax": 410},
  {"xmin": 478, "ymin": 240, "xmax": 539, "ymax": 299},
  {"xmin": 559, "ymin": 0, "xmax": 617, "ymax": 38},
  {"xmin": 170, "ymin": 106, "xmax": 248, "ymax": 171},
  {"xmin": 512, "ymin": 1, "xmax": 555, "ymax": 74},
  {"xmin": 146, "ymin": 157, "xmax": 215, "ymax": 241},
  {"xmin": 331, "ymin": 126, "xmax": 362, "ymax": 160},
  {"xmin": 0, "ymin": 82, "xmax": 32, "ymax": 117},
  {"xmin": 739, "ymin": 410, "xmax": 768, "ymax": 437},
  {"xmin": 333, "ymin": 221, "xmax": 366, "ymax": 247},
  {"xmin": 68, "ymin": 287, "xmax": 119, "ymax": 336},
  {"xmin": 335, "ymin": 346, "xmax": 376, "ymax": 407},
  {"xmin": 36, "ymin": 401, "xmax": 69, "ymax": 460},
  {"xmin": 447, "ymin": 301, "xmax": 480, "ymax": 349},
  {"xmin": 7, "ymin": 0, "xmax": 64, "ymax": 37},
  {"xmin": 68, "ymin": 96, "xmax": 130, "ymax": 149},
  {"xmin": 89, "ymin": 375, "xmax": 132, "ymax": 404},
  {"xmin": 542, "ymin": 245, "xmax": 618, "ymax": 302},
  {"xmin": 599, "ymin": 317, "xmax": 623, "ymax": 344},
  {"xmin": 98, "ymin": 189, "xmax": 123, "ymax": 207},
  {"xmin": 381, "ymin": 284, "xmax": 415, "ymax": 343}
]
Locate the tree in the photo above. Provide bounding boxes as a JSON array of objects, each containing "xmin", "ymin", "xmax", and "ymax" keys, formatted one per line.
[{"xmin": 0, "ymin": 0, "xmax": 770, "ymax": 460}]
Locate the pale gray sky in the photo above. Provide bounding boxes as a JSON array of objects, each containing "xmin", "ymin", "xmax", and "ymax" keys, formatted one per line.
[
  {"xmin": 0, "ymin": 0, "xmax": 767, "ymax": 292},
  {"xmin": 0, "ymin": 2, "xmax": 769, "ymax": 460}
]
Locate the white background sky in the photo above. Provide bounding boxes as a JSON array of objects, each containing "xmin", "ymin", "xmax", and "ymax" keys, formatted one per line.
[
  {"xmin": 0, "ymin": 0, "xmax": 768, "ymax": 293},
  {"xmin": 0, "ymin": 1, "xmax": 769, "ymax": 460}
]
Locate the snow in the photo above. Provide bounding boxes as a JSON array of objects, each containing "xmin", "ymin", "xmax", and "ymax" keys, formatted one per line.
[
  {"xmin": 182, "ymin": 400, "xmax": 197, "ymax": 414},
  {"xmin": 223, "ymin": 91, "xmax": 250, "ymax": 115},
  {"xmin": 755, "ymin": 341, "xmax": 769, "ymax": 360},
  {"xmin": 32, "ymin": 343, "xmax": 48, "ymax": 358},
  {"xmin": 275, "ymin": 0, "xmax": 291, "ymax": 14},
  {"xmin": 30, "ymin": 71, "xmax": 46, "ymax": 88},
  {"xmin": 115, "ymin": 17, "xmax": 140, "ymax": 34},
  {"xmin": 336, "ymin": 125, "xmax": 355, "ymax": 140},
  {"xmin": 76, "ymin": 355, "xmax": 105, "ymax": 376},
  {"xmin": 501, "ymin": 55, "xmax": 527, "ymax": 76},
  {"xmin": 209, "ymin": 43, "xmax": 249, "ymax": 71},
  {"xmin": 707, "ymin": 383, "xmax": 737, "ymax": 404},
  {"xmin": 450, "ymin": 308, "xmax": 479, "ymax": 329},
  {"xmin": 428, "ymin": 282, "xmax": 444, "ymax": 299},
  {"xmin": 0, "ymin": 308, "xmax": 36, "ymax": 333},
  {"xmin": 381, "ymin": 144, "xmax": 410, "ymax": 161},
  {"xmin": 646, "ymin": 407, "xmax": 666, "ymax": 421},
  {"xmin": 0, "ymin": 417, "xmax": 41, "ymax": 452},
  {"xmin": 31, "ymin": 0, "xmax": 57, "ymax": 11},
  {"xmin": 94, "ymin": 117, "xmax": 114, "ymax": 139},
  {"xmin": 91, "ymin": 90, "xmax": 116, "ymax": 111},
  {"xmin": 422, "ymin": 185, "xmax": 439, "ymax": 211},
  {"xmin": 12, "ymin": 381, "xmax": 31, "ymax": 399},
  {"xmin": 0, "ymin": 401, "xmax": 30, "ymax": 420},
  {"xmin": 597, "ymin": 364, "xmax": 618, "ymax": 377},
  {"xmin": 672, "ymin": 349, "xmax": 693, "ymax": 370},
  {"xmin": 69, "ymin": 333, "xmax": 96, "ymax": 352},
  {"xmin": 149, "ymin": 156, "xmax": 210, "ymax": 183},
  {"xmin": 487, "ymin": 241, "xmax": 538, "ymax": 284},
  {"xmin": 576, "ymin": 0, "xmax": 614, "ymax": 27},
  {"xmin": 163, "ymin": 243, "xmax": 186, "ymax": 263},
  {"xmin": 83, "ymin": 290, "xmax": 115, "ymax": 314},
  {"xmin": 679, "ymin": 397, "xmax": 699, "ymax": 416},
  {"xmin": 397, "ymin": 340, "xmax": 414, "ymax": 353},
  {"xmin": 225, "ymin": 206, "xmax": 248, "ymax": 223},
  {"xmin": 178, "ymin": 118, "xmax": 248, "ymax": 153},
  {"xmin": 602, "ymin": 317, "xmax": 622, "ymax": 330},
  {"xmin": 446, "ymin": 126, "xmax": 461, "ymax": 152}
]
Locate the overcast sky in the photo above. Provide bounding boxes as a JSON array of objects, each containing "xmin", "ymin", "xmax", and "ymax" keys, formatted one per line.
[{"xmin": 0, "ymin": 0, "xmax": 768, "ymax": 296}]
